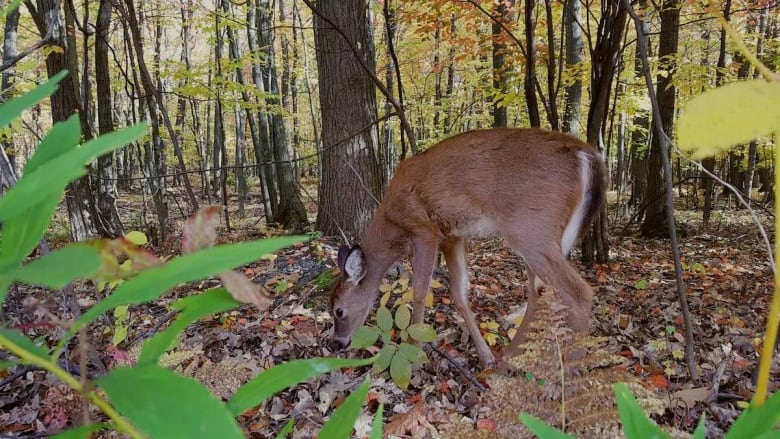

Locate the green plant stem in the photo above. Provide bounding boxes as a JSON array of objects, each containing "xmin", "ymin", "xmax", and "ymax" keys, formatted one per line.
[
  {"xmin": 0, "ymin": 333, "xmax": 146, "ymax": 438},
  {"xmin": 754, "ymin": 131, "xmax": 780, "ymax": 407}
]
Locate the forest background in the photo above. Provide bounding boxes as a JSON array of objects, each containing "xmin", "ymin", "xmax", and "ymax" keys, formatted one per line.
[{"xmin": 0, "ymin": 0, "xmax": 778, "ymax": 437}]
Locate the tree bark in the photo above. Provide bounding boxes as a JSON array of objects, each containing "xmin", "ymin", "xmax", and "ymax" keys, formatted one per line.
[
  {"xmin": 523, "ymin": 0, "xmax": 541, "ymax": 127},
  {"xmin": 257, "ymin": 0, "xmax": 308, "ymax": 230},
  {"xmin": 492, "ymin": 0, "xmax": 515, "ymax": 128},
  {"xmin": 94, "ymin": 0, "xmax": 124, "ymax": 237},
  {"xmin": 641, "ymin": 0, "xmax": 680, "ymax": 238},
  {"xmin": 311, "ymin": 0, "xmax": 385, "ymax": 237},
  {"xmin": 561, "ymin": 0, "xmax": 583, "ymax": 135}
]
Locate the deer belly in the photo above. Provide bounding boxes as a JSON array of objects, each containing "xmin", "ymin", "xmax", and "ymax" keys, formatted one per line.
[{"xmin": 450, "ymin": 217, "xmax": 499, "ymax": 238}]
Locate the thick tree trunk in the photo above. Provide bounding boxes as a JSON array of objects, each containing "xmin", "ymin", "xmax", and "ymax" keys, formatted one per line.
[
  {"xmin": 641, "ymin": 0, "xmax": 680, "ymax": 238},
  {"xmin": 311, "ymin": 0, "xmax": 385, "ymax": 237}
]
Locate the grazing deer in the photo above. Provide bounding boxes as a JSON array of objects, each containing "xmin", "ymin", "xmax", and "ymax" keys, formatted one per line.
[{"xmin": 329, "ymin": 128, "xmax": 606, "ymax": 368}]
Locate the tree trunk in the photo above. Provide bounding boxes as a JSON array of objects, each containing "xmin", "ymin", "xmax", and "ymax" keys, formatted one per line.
[
  {"xmin": 249, "ymin": 0, "xmax": 278, "ymax": 222},
  {"xmin": 1, "ymin": 6, "xmax": 20, "ymax": 173},
  {"xmin": 120, "ymin": 0, "xmax": 198, "ymax": 218},
  {"xmin": 524, "ymin": 0, "xmax": 541, "ymax": 127},
  {"xmin": 492, "ymin": 0, "xmax": 515, "ymax": 128},
  {"xmin": 582, "ymin": 0, "xmax": 626, "ymax": 264},
  {"xmin": 311, "ymin": 0, "xmax": 385, "ymax": 237},
  {"xmin": 562, "ymin": 0, "xmax": 583, "ymax": 135},
  {"xmin": 94, "ymin": 0, "xmax": 124, "ymax": 237},
  {"xmin": 258, "ymin": 0, "xmax": 308, "ymax": 230},
  {"xmin": 641, "ymin": 0, "xmax": 680, "ymax": 238}
]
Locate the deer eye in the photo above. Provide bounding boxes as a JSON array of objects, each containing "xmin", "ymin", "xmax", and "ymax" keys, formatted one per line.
[{"xmin": 334, "ymin": 307, "xmax": 345, "ymax": 319}]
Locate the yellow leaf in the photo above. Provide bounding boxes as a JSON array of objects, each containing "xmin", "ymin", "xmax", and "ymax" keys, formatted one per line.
[
  {"xmin": 400, "ymin": 290, "xmax": 413, "ymax": 304},
  {"xmin": 425, "ymin": 292, "xmax": 434, "ymax": 308},
  {"xmin": 429, "ymin": 279, "xmax": 443, "ymax": 289},
  {"xmin": 380, "ymin": 291, "xmax": 391, "ymax": 307},
  {"xmin": 379, "ymin": 283, "xmax": 392, "ymax": 293},
  {"xmin": 678, "ymin": 80, "xmax": 780, "ymax": 159},
  {"xmin": 124, "ymin": 230, "xmax": 148, "ymax": 245}
]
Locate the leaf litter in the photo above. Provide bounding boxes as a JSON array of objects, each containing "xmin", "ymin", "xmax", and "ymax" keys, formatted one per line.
[{"xmin": 0, "ymin": 210, "xmax": 777, "ymax": 437}]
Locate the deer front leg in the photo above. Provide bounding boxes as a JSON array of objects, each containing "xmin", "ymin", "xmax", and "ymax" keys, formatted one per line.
[
  {"xmin": 441, "ymin": 238, "xmax": 496, "ymax": 368},
  {"xmin": 410, "ymin": 237, "xmax": 439, "ymax": 325}
]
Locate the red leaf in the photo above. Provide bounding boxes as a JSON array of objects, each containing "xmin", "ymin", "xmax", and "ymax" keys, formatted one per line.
[{"xmin": 476, "ymin": 418, "xmax": 498, "ymax": 432}]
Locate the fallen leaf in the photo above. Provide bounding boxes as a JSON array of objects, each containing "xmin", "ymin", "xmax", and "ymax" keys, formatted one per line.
[
  {"xmin": 220, "ymin": 271, "xmax": 272, "ymax": 310},
  {"xmin": 670, "ymin": 386, "xmax": 713, "ymax": 408}
]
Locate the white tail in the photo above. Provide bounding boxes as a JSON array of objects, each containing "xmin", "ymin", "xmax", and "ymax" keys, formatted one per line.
[{"xmin": 330, "ymin": 128, "xmax": 606, "ymax": 367}]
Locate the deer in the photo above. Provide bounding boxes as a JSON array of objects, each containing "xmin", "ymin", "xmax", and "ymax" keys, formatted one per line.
[{"xmin": 329, "ymin": 128, "xmax": 607, "ymax": 368}]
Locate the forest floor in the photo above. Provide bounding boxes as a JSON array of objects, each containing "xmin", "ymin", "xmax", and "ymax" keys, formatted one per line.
[{"xmin": 0, "ymin": 190, "xmax": 777, "ymax": 438}]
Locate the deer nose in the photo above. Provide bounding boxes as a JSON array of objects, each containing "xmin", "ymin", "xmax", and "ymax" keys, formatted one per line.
[{"xmin": 332, "ymin": 336, "xmax": 351, "ymax": 350}]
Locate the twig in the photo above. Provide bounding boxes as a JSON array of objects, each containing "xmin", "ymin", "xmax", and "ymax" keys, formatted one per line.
[
  {"xmin": 623, "ymin": 0, "xmax": 699, "ymax": 383},
  {"xmin": 130, "ymin": 310, "xmax": 179, "ymax": 346},
  {"xmin": 426, "ymin": 343, "xmax": 487, "ymax": 392}
]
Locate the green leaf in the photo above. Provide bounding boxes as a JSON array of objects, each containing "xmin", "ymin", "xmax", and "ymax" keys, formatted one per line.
[
  {"xmin": 634, "ymin": 279, "xmax": 649, "ymax": 290},
  {"xmin": 370, "ymin": 404, "xmax": 384, "ymax": 439},
  {"xmin": 407, "ymin": 323, "xmax": 437, "ymax": 343},
  {"xmin": 66, "ymin": 236, "xmax": 304, "ymax": 344},
  {"xmin": 376, "ymin": 306, "xmax": 393, "ymax": 332},
  {"xmin": 0, "ymin": 0, "xmax": 23, "ymax": 20},
  {"xmin": 139, "ymin": 288, "xmax": 239, "ymax": 364},
  {"xmin": 398, "ymin": 342, "xmax": 427, "ymax": 364},
  {"xmin": 227, "ymin": 357, "xmax": 374, "ymax": 416},
  {"xmin": 518, "ymin": 413, "xmax": 576, "ymax": 438},
  {"xmin": 49, "ymin": 423, "xmax": 107, "ymax": 439},
  {"xmin": 390, "ymin": 353, "xmax": 412, "ymax": 389},
  {"xmin": 677, "ymin": 80, "xmax": 780, "ymax": 159},
  {"xmin": 691, "ymin": 414, "xmax": 707, "ymax": 439},
  {"xmin": 0, "ymin": 327, "xmax": 51, "ymax": 364},
  {"xmin": 275, "ymin": 418, "xmax": 294, "ymax": 439},
  {"xmin": 23, "ymin": 115, "xmax": 81, "ymax": 175},
  {"xmin": 9, "ymin": 245, "xmax": 101, "ymax": 289},
  {"xmin": 0, "ymin": 194, "xmax": 60, "ymax": 272},
  {"xmin": 98, "ymin": 365, "xmax": 244, "ymax": 439},
  {"xmin": 395, "ymin": 304, "xmax": 411, "ymax": 330},
  {"xmin": 0, "ymin": 71, "xmax": 66, "ymax": 129},
  {"xmin": 0, "ymin": 123, "xmax": 147, "ymax": 223},
  {"xmin": 615, "ymin": 383, "xmax": 669, "ymax": 439},
  {"xmin": 725, "ymin": 391, "xmax": 780, "ymax": 439},
  {"xmin": 0, "ymin": 359, "xmax": 18, "ymax": 369},
  {"xmin": 350, "ymin": 326, "xmax": 381, "ymax": 349},
  {"xmin": 319, "ymin": 378, "xmax": 370, "ymax": 438},
  {"xmin": 372, "ymin": 344, "xmax": 396, "ymax": 374}
]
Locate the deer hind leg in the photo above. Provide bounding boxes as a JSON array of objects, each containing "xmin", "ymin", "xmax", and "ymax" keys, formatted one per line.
[
  {"xmin": 505, "ymin": 266, "xmax": 543, "ymax": 357},
  {"xmin": 441, "ymin": 237, "xmax": 496, "ymax": 368},
  {"xmin": 503, "ymin": 238, "xmax": 594, "ymax": 355}
]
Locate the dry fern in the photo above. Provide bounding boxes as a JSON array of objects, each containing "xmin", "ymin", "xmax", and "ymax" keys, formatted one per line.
[{"xmin": 444, "ymin": 288, "xmax": 667, "ymax": 439}]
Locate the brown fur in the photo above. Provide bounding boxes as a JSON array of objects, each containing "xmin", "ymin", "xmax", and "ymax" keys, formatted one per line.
[{"xmin": 330, "ymin": 128, "xmax": 607, "ymax": 367}]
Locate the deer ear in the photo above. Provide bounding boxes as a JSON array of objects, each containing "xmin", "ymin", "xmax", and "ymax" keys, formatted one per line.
[
  {"xmin": 337, "ymin": 245, "xmax": 351, "ymax": 271},
  {"xmin": 343, "ymin": 246, "xmax": 367, "ymax": 284}
]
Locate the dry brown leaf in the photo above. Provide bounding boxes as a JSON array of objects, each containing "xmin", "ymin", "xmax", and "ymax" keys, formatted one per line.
[
  {"xmin": 220, "ymin": 270, "xmax": 272, "ymax": 311},
  {"xmin": 670, "ymin": 386, "xmax": 713, "ymax": 409},
  {"xmin": 385, "ymin": 401, "xmax": 429, "ymax": 438}
]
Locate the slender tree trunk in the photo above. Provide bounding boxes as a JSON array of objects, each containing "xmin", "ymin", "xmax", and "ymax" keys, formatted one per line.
[
  {"xmin": 248, "ymin": 0, "xmax": 278, "ymax": 222},
  {"xmin": 562, "ymin": 0, "xmax": 583, "ymax": 135},
  {"xmin": 258, "ymin": 0, "xmax": 308, "ymax": 229},
  {"xmin": 1, "ymin": 6, "xmax": 20, "ymax": 173},
  {"xmin": 582, "ymin": 0, "xmax": 626, "ymax": 264},
  {"xmin": 492, "ymin": 0, "xmax": 515, "ymax": 127},
  {"xmin": 94, "ymin": 0, "xmax": 124, "ymax": 237},
  {"xmin": 120, "ymin": 0, "xmax": 198, "ymax": 217},
  {"xmin": 628, "ymin": 0, "xmax": 650, "ymax": 209},
  {"xmin": 641, "ymin": 0, "xmax": 680, "ymax": 238},
  {"xmin": 543, "ymin": 0, "xmax": 559, "ymax": 130},
  {"xmin": 524, "ymin": 0, "xmax": 541, "ymax": 127}
]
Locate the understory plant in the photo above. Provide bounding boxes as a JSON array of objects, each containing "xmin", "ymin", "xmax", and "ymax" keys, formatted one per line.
[{"xmin": 0, "ymin": 72, "xmax": 378, "ymax": 438}]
